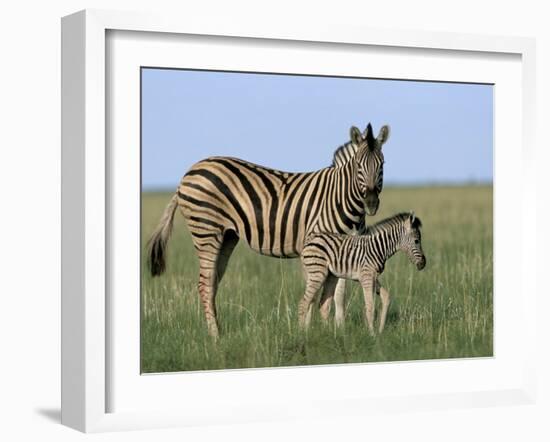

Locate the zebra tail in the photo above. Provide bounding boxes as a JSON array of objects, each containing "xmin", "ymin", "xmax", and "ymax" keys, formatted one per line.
[{"xmin": 147, "ymin": 194, "xmax": 179, "ymax": 276}]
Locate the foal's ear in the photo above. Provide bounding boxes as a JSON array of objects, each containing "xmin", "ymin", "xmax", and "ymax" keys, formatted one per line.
[
  {"xmin": 409, "ymin": 212, "xmax": 422, "ymax": 228},
  {"xmin": 350, "ymin": 126, "xmax": 363, "ymax": 147},
  {"xmin": 377, "ymin": 125, "xmax": 391, "ymax": 147}
]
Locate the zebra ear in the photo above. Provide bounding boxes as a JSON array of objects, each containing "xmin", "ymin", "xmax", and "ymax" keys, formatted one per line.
[
  {"xmin": 409, "ymin": 212, "xmax": 422, "ymax": 228},
  {"xmin": 377, "ymin": 125, "xmax": 390, "ymax": 147},
  {"xmin": 350, "ymin": 126, "xmax": 363, "ymax": 146}
]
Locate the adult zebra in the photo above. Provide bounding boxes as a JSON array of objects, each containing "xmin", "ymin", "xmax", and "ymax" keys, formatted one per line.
[{"xmin": 147, "ymin": 124, "xmax": 390, "ymax": 337}]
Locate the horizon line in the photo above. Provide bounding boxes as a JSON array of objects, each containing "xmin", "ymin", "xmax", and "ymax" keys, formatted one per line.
[{"xmin": 141, "ymin": 180, "xmax": 493, "ymax": 193}]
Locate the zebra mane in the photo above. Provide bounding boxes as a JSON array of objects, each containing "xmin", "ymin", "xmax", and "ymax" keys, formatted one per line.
[
  {"xmin": 365, "ymin": 212, "xmax": 422, "ymax": 235},
  {"xmin": 331, "ymin": 141, "xmax": 358, "ymax": 167}
]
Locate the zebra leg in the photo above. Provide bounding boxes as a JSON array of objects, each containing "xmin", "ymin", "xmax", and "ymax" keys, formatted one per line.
[
  {"xmin": 360, "ymin": 271, "xmax": 376, "ymax": 335},
  {"xmin": 197, "ymin": 263, "xmax": 220, "ymax": 338},
  {"xmin": 333, "ymin": 278, "xmax": 347, "ymax": 327},
  {"xmin": 300, "ymin": 264, "xmax": 315, "ymax": 326},
  {"xmin": 299, "ymin": 272, "xmax": 327, "ymax": 329},
  {"xmin": 197, "ymin": 231, "xmax": 239, "ymax": 337},
  {"xmin": 319, "ymin": 274, "xmax": 339, "ymax": 323},
  {"xmin": 190, "ymin": 231, "xmax": 228, "ymax": 338},
  {"xmin": 378, "ymin": 284, "xmax": 391, "ymax": 333}
]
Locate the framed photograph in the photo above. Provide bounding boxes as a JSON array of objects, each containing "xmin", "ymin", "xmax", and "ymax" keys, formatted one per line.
[{"xmin": 61, "ymin": 9, "xmax": 537, "ymax": 433}]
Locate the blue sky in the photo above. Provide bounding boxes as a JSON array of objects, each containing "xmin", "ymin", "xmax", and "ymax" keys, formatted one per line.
[{"xmin": 141, "ymin": 68, "xmax": 493, "ymax": 190}]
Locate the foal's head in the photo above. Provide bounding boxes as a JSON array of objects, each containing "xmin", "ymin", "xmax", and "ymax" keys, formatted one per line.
[{"xmin": 400, "ymin": 212, "xmax": 426, "ymax": 270}]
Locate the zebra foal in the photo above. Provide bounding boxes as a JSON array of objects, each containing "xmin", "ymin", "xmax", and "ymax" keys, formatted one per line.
[{"xmin": 299, "ymin": 212, "xmax": 426, "ymax": 334}]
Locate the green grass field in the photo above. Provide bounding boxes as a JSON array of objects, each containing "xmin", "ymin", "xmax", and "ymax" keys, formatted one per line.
[{"xmin": 141, "ymin": 185, "xmax": 493, "ymax": 373}]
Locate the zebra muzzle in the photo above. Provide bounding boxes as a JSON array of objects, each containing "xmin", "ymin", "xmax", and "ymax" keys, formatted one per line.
[{"xmin": 364, "ymin": 192, "xmax": 380, "ymax": 216}]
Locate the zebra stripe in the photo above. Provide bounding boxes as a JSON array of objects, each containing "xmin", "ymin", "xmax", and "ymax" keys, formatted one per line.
[
  {"xmin": 299, "ymin": 212, "xmax": 426, "ymax": 333},
  {"xmin": 147, "ymin": 124, "xmax": 390, "ymax": 337}
]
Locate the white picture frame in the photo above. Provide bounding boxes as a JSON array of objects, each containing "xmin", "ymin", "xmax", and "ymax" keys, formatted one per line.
[{"xmin": 61, "ymin": 9, "xmax": 537, "ymax": 433}]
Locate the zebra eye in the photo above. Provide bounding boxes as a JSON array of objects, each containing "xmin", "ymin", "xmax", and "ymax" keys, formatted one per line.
[{"xmin": 414, "ymin": 239, "xmax": 419, "ymax": 244}]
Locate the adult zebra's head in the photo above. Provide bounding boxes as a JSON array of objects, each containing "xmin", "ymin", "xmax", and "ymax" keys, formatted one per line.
[
  {"xmin": 401, "ymin": 212, "xmax": 426, "ymax": 271},
  {"xmin": 350, "ymin": 123, "xmax": 390, "ymax": 216}
]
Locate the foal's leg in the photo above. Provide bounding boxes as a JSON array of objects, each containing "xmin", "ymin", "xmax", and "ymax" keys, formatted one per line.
[
  {"xmin": 333, "ymin": 278, "xmax": 347, "ymax": 327},
  {"xmin": 319, "ymin": 275, "xmax": 338, "ymax": 323},
  {"xmin": 300, "ymin": 264, "xmax": 315, "ymax": 326},
  {"xmin": 376, "ymin": 281, "xmax": 391, "ymax": 333},
  {"xmin": 360, "ymin": 270, "xmax": 377, "ymax": 335},
  {"xmin": 299, "ymin": 271, "xmax": 327, "ymax": 329}
]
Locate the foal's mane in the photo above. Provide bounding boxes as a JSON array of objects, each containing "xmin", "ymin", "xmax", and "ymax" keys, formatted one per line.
[{"xmin": 364, "ymin": 212, "xmax": 422, "ymax": 235}]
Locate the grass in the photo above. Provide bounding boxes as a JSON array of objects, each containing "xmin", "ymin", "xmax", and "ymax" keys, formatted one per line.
[{"xmin": 141, "ymin": 185, "xmax": 493, "ymax": 373}]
